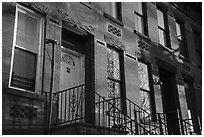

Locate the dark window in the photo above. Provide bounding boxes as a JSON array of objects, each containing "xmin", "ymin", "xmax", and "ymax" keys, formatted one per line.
[
  {"xmin": 138, "ymin": 61, "xmax": 151, "ymax": 114},
  {"xmin": 11, "ymin": 47, "xmax": 37, "ymax": 91},
  {"xmin": 134, "ymin": 2, "xmax": 148, "ymax": 35},
  {"xmin": 10, "ymin": 7, "xmax": 41, "ymax": 91},
  {"xmin": 157, "ymin": 8, "xmax": 168, "ymax": 47},
  {"xmin": 193, "ymin": 31, "xmax": 202, "ymax": 68},
  {"xmin": 176, "ymin": 20, "xmax": 189, "ymax": 58}
]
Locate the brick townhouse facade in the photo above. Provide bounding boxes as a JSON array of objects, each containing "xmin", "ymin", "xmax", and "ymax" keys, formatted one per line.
[{"xmin": 2, "ymin": 2, "xmax": 202, "ymax": 135}]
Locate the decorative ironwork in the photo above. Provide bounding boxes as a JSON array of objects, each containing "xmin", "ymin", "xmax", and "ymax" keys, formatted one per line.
[
  {"xmin": 94, "ymin": 91, "xmax": 185, "ymax": 135},
  {"xmin": 53, "ymin": 84, "xmax": 85, "ymax": 125},
  {"xmin": 70, "ymin": 95, "xmax": 77, "ymax": 112}
]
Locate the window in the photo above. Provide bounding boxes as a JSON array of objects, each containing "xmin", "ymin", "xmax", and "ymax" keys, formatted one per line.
[
  {"xmin": 9, "ymin": 6, "xmax": 42, "ymax": 92},
  {"xmin": 176, "ymin": 20, "xmax": 189, "ymax": 58},
  {"xmin": 137, "ymin": 61, "xmax": 151, "ymax": 113},
  {"xmin": 157, "ymin": 8, "xmax": 167, "ymax": 47},
  {"xmin": 193, "ymin": 31, "xmax": 202, "ymax": 68},
  {"xmin": 105, "ymin": 2, "xmax": 122, "ymax": 21},
  {"xmin": 134, "ymin": 2, "xmax": 147, "ymax": 35},
  {"xmin": 107, "ymin": 46, "xmax": 121, "ymax": 99}
]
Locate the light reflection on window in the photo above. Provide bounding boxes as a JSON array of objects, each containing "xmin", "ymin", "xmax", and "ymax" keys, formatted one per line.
[
  {"xmin": 157, "ymin": 8, "xmax": 167, "ymax": 47},
  {"xmin": 138, "ymin": 61, "xmax": 150, "ymax": 91},
  {"xmin": 107, "ymin": 47, "xmax": 121, "ymax": 99},
  {"xmin": 140, "ymin": 91, "xmax": 150, "ymax": 113},
  {"xmin": 134, "ymin": 2, "xmax": 145, "ymax": 34},
  {"xmin": 138, "ymin": 61, "xmax": 151, "ymax": 113},
  {"xmin": 107, "ymin": 48, "xmax": 120, "ymax": 80},
  {"xmin": 107, "ymin": 79, "xmax": 120, "ymax": 98}
]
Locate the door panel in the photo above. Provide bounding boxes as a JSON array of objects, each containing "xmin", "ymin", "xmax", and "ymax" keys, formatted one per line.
[
  {"xmin": 58, "ymin": 49, "xmax": 85, "ymax": 122},
  {"xmin": 60, "ymin": 50, "xmax": 84, "ymax": 90}
]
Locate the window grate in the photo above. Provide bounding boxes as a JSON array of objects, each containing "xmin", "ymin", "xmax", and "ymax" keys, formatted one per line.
[
  {"xmin": 107, "ymin": 23, "xmax": 122, "ymax": 38},
  {"xmin": 138, "ymin": 40, "xmax": 149, "ymax": 51}
]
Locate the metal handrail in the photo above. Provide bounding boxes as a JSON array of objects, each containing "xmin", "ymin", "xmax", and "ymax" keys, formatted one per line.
[
  {"xmin": 54, "ymin": 84, "xmax": 85, "ymax": 95},
  {"xmin": 126, "ymin": 97, "xmax": 151, "ymax": 115},
  {"xmin": 54, "ymin": 84, "xmax": 85, "ymax": 126},
  {"xmin": 95, "ymin": 92, "xmax": 151, "ymax": 135}
]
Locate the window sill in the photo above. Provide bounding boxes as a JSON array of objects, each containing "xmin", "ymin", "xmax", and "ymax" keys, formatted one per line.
[
  {"xmin": 133, "ymin": 30, "xmax": 151, "ymax": 41},
  {"xmin": 104, "ymin": 13, "xmax": 124, "ymax": 27},
  {"xmin": 158, "ymin": 43, "xmax": 174, "ymax": 53},
  {"xmin": 80, "ymin": 2, "xmax": 92, "ymax": 9},
  {"xmin": 179, "ymin": 54, "xmax": 191, "ymax": 63},
  {"xmin": 6, "ymin": 87, "xmax": 46, "ymax": 101}
]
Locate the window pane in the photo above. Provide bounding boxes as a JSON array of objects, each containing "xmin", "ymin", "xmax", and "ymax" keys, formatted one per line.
[
  {"xmin": 135, "ymin": 16, "xmax": 144, "ymax": 34},
  {"xmin": 158, "ymin": 29, "xmax": 166, "ymax": 46},
  {"xmin": 138, "ymin": 62, "xmax": 150, "ymax": 91},
  {"xmin": 140, "ymin": 90, "xmax": 151, "ymax": 114},
  {"xmin": 16, "ymin": 11, "xmax": 39, "ymax": 53},
  {"xmin": 176, "ymin": 22, "xmax": 182, "ymax": 40},
  {"xmin": 11, "ymin": 47, "xmax": 37, "ymax": 91},
  {"xmin": 134, "ymin": 2, "xmax": 143, "ymax": 15},
  {"xmin": 157, "ymin": 9, "xmax": 165, "ymax": 29},
  {"xmin": 179, "ymin": 39, "xmax": 185, "ymax": 56},
  {"xmin": 105, "ymin": 2, "xmax": 117, "ymax": 19},
  {"xmin": 107, "ymin": 48, "xmax": 120, "ymax": 80},
  {"xmin": 107, "ymin": 79, "xmax": 120, "ymax": 98}
]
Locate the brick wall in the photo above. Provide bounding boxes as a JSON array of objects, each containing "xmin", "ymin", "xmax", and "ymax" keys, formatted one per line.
[
  {"xmin": 2, "ymin": 3, "xmax": 63, "ymax": 133},
  {"xmin": 2, "ymin": 2, "xmax": 15, "ymax": 92}
]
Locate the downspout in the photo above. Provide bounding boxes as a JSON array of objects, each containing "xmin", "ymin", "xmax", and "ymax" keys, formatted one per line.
[
  {"xmin": 45, "ymin": 39, "xmax": 59, "ymax": 134},
  {"xmin": 42, "ymin": 16, "xmax": 47, "ymax": 135}
]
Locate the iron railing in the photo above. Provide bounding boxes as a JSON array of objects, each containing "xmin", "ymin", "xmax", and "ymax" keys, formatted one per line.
[
  {"xmin": 182, "ymin": 118, "xmax": 197, "ymax": 135},
  {"xmin": 125, "ymin": 98, "xmax": 170, "ymax": 135},
  {"xmin": 53, "ymin": 84, "xmax": 85, "ymax": 126},
  {"xmin": 95, "ymin": 93, "xmax": 127, "ymax": 132},
  {"xmin": 44, "ymin": 86, "xmax": 201, "ymax": 135},
  {"xmin": 94, "ymin": 92, "xmax": 165, "ymax": 135}
]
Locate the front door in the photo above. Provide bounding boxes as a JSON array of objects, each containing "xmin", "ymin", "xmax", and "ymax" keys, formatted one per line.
[
  {"xmin": 58, "ymin": 48, "xmax": 85, "ymax": 123},
  {"xmin": 60, "ymin": 49, "xmax": 84, "ymax": 90},
  {"xmin": 159, "ymin": 68, "xmax": 180, "ymax": 134}
]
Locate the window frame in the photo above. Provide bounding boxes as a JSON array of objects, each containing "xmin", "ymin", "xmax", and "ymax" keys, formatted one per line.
[
  {"xmin": 106, "ymin": 44, "xmax": 126, "ymax": 112},
  {"xmin": 8, "ymin": 5, "xmax": 44, "ymax": 93},
  {"xmin": 105, "ymin": 2, "xmax": 122, "ymax": 22},
  {"xmin": 137, "ymin": 59, "xmax": 156, "ymax": 117},
  {"xmin": 156, "ymin": 7, "xmax": 170, "ymax": 48},
  {"xmin": 133, "ymin": 2, "xmax": 148, "ymax": 36},
  {"xmin": 107, "ymin": 45, "xmax": 122, "ymax": 98},
  {"xmin": 193, "ymin": 30, "xmax": 202, "ymax": 68},
  {"xmin": 176, "ymin": 19, "xmax": 189, "ymax": 59}
]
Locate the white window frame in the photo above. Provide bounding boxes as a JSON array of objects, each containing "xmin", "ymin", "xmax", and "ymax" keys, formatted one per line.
[
  {"xmin": 8, "ymin": 4, "xmax": 44, "ymax": 93},
  {"xmin": 157, "ymin": 8, "xmax": 167, "ymax": 47},
  {"xmin": 134, "ymin": 2, "xmax": 145, "ymax": 34}
]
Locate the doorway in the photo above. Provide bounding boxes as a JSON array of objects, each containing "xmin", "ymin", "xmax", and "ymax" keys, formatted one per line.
[
  {"xmin": 56, "ymin": 25, "xmax": 94, "ymax": 124},
  {"xmin": 159, "ymin": 68, "xmax": 180, "ymax": 134},
  {"xmin": 183, "ymin": 79, "xmax": 200, "ymax": 134}
]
